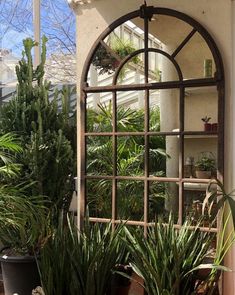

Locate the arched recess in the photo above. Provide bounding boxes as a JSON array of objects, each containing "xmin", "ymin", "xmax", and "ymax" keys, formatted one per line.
[{"xmin": 79, "ymin": 4, "xmax": 224, "ymax": 233}]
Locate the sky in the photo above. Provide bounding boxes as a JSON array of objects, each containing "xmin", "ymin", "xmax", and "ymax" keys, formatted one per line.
[{"xmin": 0, "ymin": 0, "xmax": 76, "ymax": 57}]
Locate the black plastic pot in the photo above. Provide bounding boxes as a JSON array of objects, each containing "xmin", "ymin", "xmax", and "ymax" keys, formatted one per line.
[{"xmin": 0, "ymin": 255, "xmax": 40, "ymax": 295}]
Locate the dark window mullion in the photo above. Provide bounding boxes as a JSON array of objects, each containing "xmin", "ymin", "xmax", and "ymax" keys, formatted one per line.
[
  {"xmin": 179, "ymin": 86, "xmax": 185, "ymax": 225},
  {"xmin": 144, "ymin": 16, "xmax": 149, "ymax": 235},
  {"xmin": 112, "ymin": 91, "xmax": 117, "ymax": 228}
]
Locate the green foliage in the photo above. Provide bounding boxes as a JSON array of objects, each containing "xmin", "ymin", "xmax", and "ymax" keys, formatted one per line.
[
  {"xmin": 0, "ymin": 186, "xmax": 50, "ymax": 255},
  {"xmin": 0, "ymin": 133, "xmax": 22, "ymax": 179},
  {"xmin": 124, "ymin": 215, "xmax": 217, "ymax": 295},
  {"xmin": 86, "ymin": 103, "xmax": 168, "ymax": 219},
  {"xmin": 195, "ymin": 156, "xmax": 216, "ymax": 172},
  {"xmin": 0, "ymin": 37, "xmax": 76, "ymax": 209},
  {"xmin": 39, "ymin": 217, "xmax": 127, "ymax": 295}
]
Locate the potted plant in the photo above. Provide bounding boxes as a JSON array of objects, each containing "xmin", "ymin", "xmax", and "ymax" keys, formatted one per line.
[
  {"xmin": 124, "ymin": 214, "xmax": 229, "ymax": 295},
  {"xmin": 38, "ymin": 217, "xmax": 129, "ymax": 295},
  {"xmin": 195, "ymin": 154, "xmax": 216, "ymax": 179},
  {"xmin": 0, "ymin": 132, "xmax": 50, "ymax": 295},
  {"xmin": 92, "ymin": 36, "xmax": 140, "ymax": 77},
  {"xmin": 201, "ymin": 116, "xmax": 212, "ymax": 131},
  {"xmin": 0, "ymin": 189, "xmax": 50, "ymax": 295}
]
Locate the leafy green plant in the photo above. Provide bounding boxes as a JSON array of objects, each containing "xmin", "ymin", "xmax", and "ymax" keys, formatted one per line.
[
  {"xmin": 124, "ymin": 215, "xmax": 219, "ymax": 295},
  {"xmin": 38, "ymin": 217, "xmax": 127, "ymax": 295},
  {"xmin": 0, "ymin": 133, "xmax": 22, "ymax": 179},
  {"xmin": 0, "ymin": 186, "xmax": 50, "ymax": 255},
  {"xmin": 0, "ymin": 37, "xmax": 76, "ymax": 210},
  {"xmin": 195, "ymin": 154, "xmax": 216, "ymax": 172},
  {"xmin": 86, "ymin": 103, "xmax": 168, "ymax": 219},
  {"xmin": 201, "ymin": 116, "xmax": 211, "ymax": 124}
]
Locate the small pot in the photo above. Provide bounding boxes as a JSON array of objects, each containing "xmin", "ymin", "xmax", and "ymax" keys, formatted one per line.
[
  {"xmin": 196, "ymin": 170, "xmax": 211, "ymax": 179},
  {"xmin": 204, "ymin": 123, "xmax": 212, "ymax": 132},
  {"xmin": 212, "ymin": 123, "xmax": 218, "ymax": 132}
]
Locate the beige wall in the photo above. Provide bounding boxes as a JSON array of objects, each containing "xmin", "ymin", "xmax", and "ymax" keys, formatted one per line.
[{"xmin": 73, "ymin": 0, "xmax": 235, "ymax": 293}]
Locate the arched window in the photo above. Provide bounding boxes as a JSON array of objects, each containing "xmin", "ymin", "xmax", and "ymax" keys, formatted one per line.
[{"xmin": 79, "ymin": 5, "xmax": 224, "ymax": 233}]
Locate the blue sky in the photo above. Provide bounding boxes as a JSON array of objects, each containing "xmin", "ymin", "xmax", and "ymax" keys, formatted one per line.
[{"xmin": 0, "ymin": 0, "xmax": 76, "ymax": 57}]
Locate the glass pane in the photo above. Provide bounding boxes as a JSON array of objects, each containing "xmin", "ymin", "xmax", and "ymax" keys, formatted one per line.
[
  {"xmin": 116, "ymin": 53, "xmax": 144, "ymax": 85},
  {"xmin": 148, "ymin": 14, "xmax": 192, "ymax": 55},
  {"xmin": 150, "ymin": 89, "xmax": 180, "ymax": 132},
  {"xmin": 185, "ymin": 86, "xmax": 218, "ymax": 132},
  {"xmin": 86, "ymin": 136, "xmax": 113, "ymax": 176},
  {"xmin": 149, "ymin": 136, "xmax": 179, "ymax": 178},
  {"xmin": 184, "ymin": 141, "xmax": 217, "ymax": 179},
  {"xmin": 148, "ymin": 53, "xmax": 180, "ymax": 83},
  {"xmin": 175, "ymin": 32, "xmax": 215, "ymax": 80},
  {"xmin": 117, "ymin": 136, "xmax": 144, "ymax": 176},
  {"xmin": 88, "ymin": 17, "xmax": 144, "ymax": 87},
  {"xmin": 149, "ymin": 181, "xmax": 179, "ymax": 222},
  {"xmin": 86, "ymin": 92, "xmax": 113, "ymax": 132},
  {"xmin": 86, "ymin": 179, "xmax": 112, "ymax": 218},
  {"xmin": 116, "ymin": 91, "xmax": 145, "ymax": 132},
  {"xmin": 117, "ymin": 180, "xmax": 144, "ymax": 220},
  {"xmin": 184, "ymin": 182, "xmax": 217, "ymax": 228}
]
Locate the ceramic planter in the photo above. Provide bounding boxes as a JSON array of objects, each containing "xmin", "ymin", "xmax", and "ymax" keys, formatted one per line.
[
  {"xmin": 0, "ymin": 255, "xmax": 40, "ymax": 295},
  {"xmin": 195, "ymin": 170, "xmax": 211, "ymax": 179}
]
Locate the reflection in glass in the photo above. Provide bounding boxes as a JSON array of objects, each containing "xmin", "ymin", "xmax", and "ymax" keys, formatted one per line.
[
  {"xmin": 184, "ymin": 141, "xmax": 217, "ymax": 179},
  {"xmin": 86, "ymin": 93, "xmax": 113, "ymax": 132},
  {"xmin": 184, "ymin": 86, "xmax": 218, "ymax": 132},
  {"xmin": 150, "ymin": 89, "xmax": 180, "ymax": 132},
  {"xmin": 86, "ymin": 136, "xmax": 113, "ymax": 176},
  {"xmin": 149, "ymin": 181, "xmax": 179, "ymax": 222},
  {"xmin": 116, "ymin": 53, "xmax": 144, "ymax": 85},
  {"xmin": 149, "ymin": 136, "xmax": 179, "ymax": 178},
  {"xmin": 184, "ymin": 182, "xmax": 217, "ymax": 227},
  {"xmin": 117, "ymin": 91, "xmax": 145, "ymax": 132},
  {"xmin": 117, "ymin": 180, "xmax": 144, "ymax": 220},
  {"xmin": 86, "ymin": 179, "xmax": 112, "ymax": 218},
  {"xmin": 148, "ymin": 14, "xmax": 192, "ymax": 55},
  {"xmin": 148, "ymin": 53, "xmax": 180, "ymax": 83},
  {"xmin": 175, "ymin": 32, "xmax": 215, "ymax": 80},
  {"xmin": 117, "ymin": 136, "xmax": 144, "ymax": 176}
]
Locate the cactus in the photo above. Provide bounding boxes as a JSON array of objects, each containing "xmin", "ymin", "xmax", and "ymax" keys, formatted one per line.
[{"xmin": 0, "ymin": 37, "xmax": 76, "ymax": 210}]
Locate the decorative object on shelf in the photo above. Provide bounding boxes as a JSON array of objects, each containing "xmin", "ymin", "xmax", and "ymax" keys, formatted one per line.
[
  {"xmin": 201, "ymin": 116, "xmax": 212, "ymax": 131},
  {"xmin": 204, "ymin": 58, "xmax": 213, "ymax": 78},
  {"xmin": 212, "ymin": 123, "xmax": 218, "ymax": 132},
  {"xmin": 195, "ymin": 152, "xmax": 216, "ymax": 179}
]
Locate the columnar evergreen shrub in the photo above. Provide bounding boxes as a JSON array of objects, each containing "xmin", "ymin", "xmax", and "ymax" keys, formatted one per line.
[{"xmin": 0, "ymin": 37, "xmax": 76, "ymax": 210}]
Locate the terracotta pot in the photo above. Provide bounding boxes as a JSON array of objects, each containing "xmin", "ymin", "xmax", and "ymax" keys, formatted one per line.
[
  {"xmin": 204, "ymin": 123, "xmax": 212, "ymax": 131},
  {"xmin": 211, "ymin": 123, "xmax": 218, "ymax": 132},
  {"xmin": 196, "ymin": 170, "xmax": 211, "ymax": 179}
]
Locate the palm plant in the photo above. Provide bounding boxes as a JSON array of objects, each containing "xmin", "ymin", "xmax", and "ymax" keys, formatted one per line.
[
  {"xmin": 0, "ymin": 132, "xmax": 22, "ymax": 179},
  {"xmin": 86, "ymin": 103, "xmax": 168, "ymax": 219},
  {"xmin": 0, "ymin": 187, "xmax": 50, "ymax": 255}
]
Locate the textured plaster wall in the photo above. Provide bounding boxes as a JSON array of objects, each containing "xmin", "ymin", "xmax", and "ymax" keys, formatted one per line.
[{"xmin": 74, "ymin": 1, "xmax": 234, "ymax": 293}]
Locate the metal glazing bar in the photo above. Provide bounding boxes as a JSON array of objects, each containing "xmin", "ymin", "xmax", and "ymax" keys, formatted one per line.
[{"xmin": 171, "ymin": 29, "xmax": 197, "ymax": 58}]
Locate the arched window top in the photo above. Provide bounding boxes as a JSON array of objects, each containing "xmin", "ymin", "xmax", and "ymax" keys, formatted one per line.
[{"xmin": 81, "ymin": 6, "xmax": 224, "ymax": 87}]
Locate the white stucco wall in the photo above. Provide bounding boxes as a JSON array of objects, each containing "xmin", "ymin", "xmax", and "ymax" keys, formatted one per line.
[{"xmin": 72, "ymin": 0, "xmax": 235, "ymax": 293}]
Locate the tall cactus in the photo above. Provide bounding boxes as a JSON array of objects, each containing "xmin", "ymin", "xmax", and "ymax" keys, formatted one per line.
[{"xmin": 0, "ymin": 37, "xmax": 76, "ymax": 210}]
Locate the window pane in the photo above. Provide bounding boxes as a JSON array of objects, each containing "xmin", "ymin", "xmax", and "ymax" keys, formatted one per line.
[
  {"xmin": 86, "ymin": 179, "xmax": 112, "ymax": 218},
  {"xmin": 117, "ymin": 180, "xmax": 144, "ymax": 221}
]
